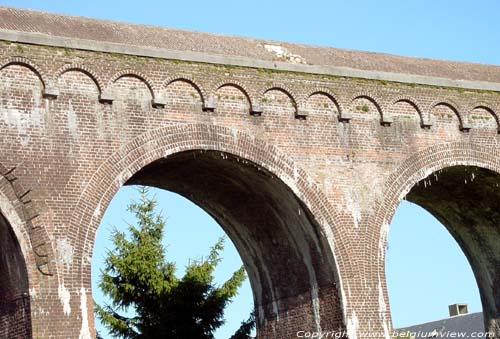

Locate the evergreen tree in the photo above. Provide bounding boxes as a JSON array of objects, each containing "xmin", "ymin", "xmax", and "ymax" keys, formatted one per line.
[{"xmin": 95, "ymin": 187, "xmax": 255, "ymax": 339}]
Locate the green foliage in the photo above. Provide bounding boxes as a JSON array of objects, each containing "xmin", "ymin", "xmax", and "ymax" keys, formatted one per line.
[
  {"xmin": 356, "ymin": 104, "xmax": 370, "ymax": 112},
  {"xmin": 15, "ymin": 44, "xmax": 24, "ymax": 54},
  {"xmin": 229, "ymin": 312, "xmax": 255, "ymax": 339},
  {"xmin": 95, "ymin": 187, "xmax": 254, "ymax": 339}
]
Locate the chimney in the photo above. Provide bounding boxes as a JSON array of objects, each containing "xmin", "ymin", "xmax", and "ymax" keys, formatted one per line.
[{"xmin": 449, "ymin": 304, "xmax": 468, "ymax": 317}]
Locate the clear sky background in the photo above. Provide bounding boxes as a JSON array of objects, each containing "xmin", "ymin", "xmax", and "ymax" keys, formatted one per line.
[
  {"xmin": 3, "ymin": 0, "xmax": 499, "ymax": 337},
  {"xmin": 92, "ymin": 188, "xmax": 253, "ymax": 339}
]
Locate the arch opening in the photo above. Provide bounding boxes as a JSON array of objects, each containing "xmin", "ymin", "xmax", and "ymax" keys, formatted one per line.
[
  {"xmin": 90, "ymin": 149, "xmax": 343, "ymax": 337},
  {"xmin": 387, "ymin": 165, "xmax": 500, "ymax": 335},
  {"xmin": 0, "ymin": 211, "xmax": 31, "ymax": 338},
  {"xmin": 91, "ymin": 186, "xmax": 255, "ymax": 338}
]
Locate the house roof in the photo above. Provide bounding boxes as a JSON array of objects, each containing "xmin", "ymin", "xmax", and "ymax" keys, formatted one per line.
[
  {"xmin": 1, "ymin": 6, "xmax": 500, "ymax": 86},
  {"xmin": 398, "ymin": 312, "xmax": 486, "ymax": 339}
]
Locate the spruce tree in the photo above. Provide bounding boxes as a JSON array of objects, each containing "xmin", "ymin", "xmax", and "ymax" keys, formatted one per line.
[{"xmin": 95, "ymin": 187, "xmax": 255, "ymax": 338}]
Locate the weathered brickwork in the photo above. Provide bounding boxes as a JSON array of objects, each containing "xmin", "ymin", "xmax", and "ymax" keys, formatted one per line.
[{"xmin": 0, "ymin": 7, "xmax": 500, "ymax": 339}]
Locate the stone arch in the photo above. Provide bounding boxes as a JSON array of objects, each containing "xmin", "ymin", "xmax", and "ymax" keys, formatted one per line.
[
  {"xmin": 261, "ymin": 85, "xmax": 299, "ymax": 117},
  {"xmin": 0, "ymin": 165, "xmax": 54, "ymax": 277},
  {"xmin": 55, "ymin": 64, "xmax": 103, "ymax": 94},
  {"xmin": 391, "ymin": 96, "xmax": 426, "ymax": 127},
  {"xmin": 349, "ymin": 93, "xmax": 391, "ymax": 124},
  {"xmin": 212, "ymin": 81, "xmax": 253, "ymax": 112},
  {"xmin": 305, "ymin": 88, "xmax": 343, "ymax": 116},
  {"xmin": 108, "ymin": 70, "xmax": 156, "ymax": 100},
  {"xmin": 349, "ymin": 93, "xmax": 384, "ymax": 111},
  {"xmin": 261, "ymin": 84, "xmax": 298, "ymax": 103},
  {"xmin": 0, "ymin": 56, "xmax": 48, "ymax": 89},
  {"xmin": 303, "ymin": 90, "xmax": 341, "ymax": 122},
  {"xmin": 372, "ymin": 142, "xmax": 500, "ymax": 336},
  {"xmin": 67, "ymin": 123, "xmax": 350, "ymax": 338},
  {"xmin": 213, "ymin": 81, "xmax": 252, "ymax": 100},
  {"xmin": 429, "ymin": 99, "xmax": 468, "ymax": 130},
  {"xmin": 0, "ymin": 163, "xmax": 58, "ymax": 339},
  {"xmin": 162, "ymin": 76, "xmax": 207, "ymax": 105},
  {"xmin": 468, "ymin": 104, "xmax": 499, "ymax": 132},
  {"xmin": 0, "ymin": 59, "xmax": 46, "ymax": 130}
]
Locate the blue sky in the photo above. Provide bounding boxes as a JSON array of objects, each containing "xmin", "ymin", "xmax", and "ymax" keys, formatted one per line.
[
  {"xmin": 2, "ymin": 1, "xmax": 499, "ymax": 65},
  {"xmin": 3, "ymin": 0, "xmax": 499, "ymax": 337},
  {"xmin": 91, "ymin": 188, "xmax": 252, "ymax": 338}
]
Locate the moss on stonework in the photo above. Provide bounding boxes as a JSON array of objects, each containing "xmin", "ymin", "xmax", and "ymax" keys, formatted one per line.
[
  {"xmin": 216, "ymin": 63, "xmax": 247, "ymax": 71},
  {"xmin": 470, "ymin": 114, "xmax": 491, "ymax": 120},
  {"xmin": 15, "ymin": 44, "xmax": 24, "ymax": 54},
  {"xmin": 2, "ymin": 41, "xmax": 500, "ymax": 96}
]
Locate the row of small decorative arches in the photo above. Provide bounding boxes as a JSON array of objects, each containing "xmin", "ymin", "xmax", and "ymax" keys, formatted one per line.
[{"xmin": 1, "ymin": 57, "xmax": 499, "ymax": 132}]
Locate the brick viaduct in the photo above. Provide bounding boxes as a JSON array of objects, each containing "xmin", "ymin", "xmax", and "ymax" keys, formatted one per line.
[{"xmin": 0, "ymin": 6, "xmax": 500, "ymax": 339}]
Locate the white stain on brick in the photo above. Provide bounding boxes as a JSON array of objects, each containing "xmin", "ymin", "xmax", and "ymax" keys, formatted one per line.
[
  {"xmin": 57, "ymin": 238, "xmax": 74, "ymax": 267},
  {"xmin": 230, "ymin": 128, "xmax": 238, "ymax": 141},
  {"xmin": 343, "ymin": 188, "xmax": 362, "ymax": 228},
  {"xmin": 95, "ymin": 104, "xmax": 105, "ymax": 138},
  {"xmin": 67, "ymin": 99, "xmax": 77, "ymax": 136},
  {"xmin": 2, "ymin": 108, "xmax": 30, "ymax": 145},
  {"xmin": 379, "ymin": 221, "xmax": 389, "ymax": 261},
  {"xmin": 260, "ymin": 257, "xmax": 280, "ymax": 320},
  {"xmin": 263, "ymin": 44, "xmax": 307, "ymax": 64},
  {"xmin": 272, "ymin": 300, "xmax": 279, "ymax": 322},
  {"xmin": 78, "ymin": 287, "xmax": 91, "ymax": 339},
  {"xmin": 378, "ymin": 279, "xmax": 391, "ymax": 339},
  {"xmin": 58, "ymin": 283, "xmax": 71, "ymax": 316},
  {"xmin": 346, "ymin": 310, "xmax": 359, "ymax": 339},
  {"xmin": 32, "ymin": 91, "xmax": 43, "ymax": 127},
  {"xmin": 344, "ymin": 161, "xmax": 388, "ymax": 229},
  {"xmin": 311, "ymin": 286, "xmax": 321, "ymax": 332},
  {"xmin": 116, "ymin": 169, "xmax": 133, "ymax": 187},
  {"xmin": 93, "ymin": 203, "xmax": 101, "ymax": 219}
]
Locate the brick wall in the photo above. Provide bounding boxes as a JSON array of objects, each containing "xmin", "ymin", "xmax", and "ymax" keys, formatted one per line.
[{"xmin": 0, "ymin": 40, "xmax": 499, "ymax": 338}]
